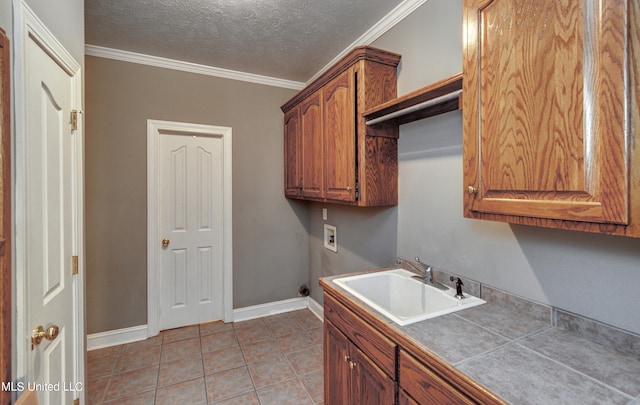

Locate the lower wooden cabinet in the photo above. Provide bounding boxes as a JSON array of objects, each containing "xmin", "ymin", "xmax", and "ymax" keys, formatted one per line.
[
  {"xmin": 325, "ymin": 321, "xmax": 395, "ymax": 404},
  {"xmin": 322, "ymin": 289, "xmax": 502, "ymax": 405}
]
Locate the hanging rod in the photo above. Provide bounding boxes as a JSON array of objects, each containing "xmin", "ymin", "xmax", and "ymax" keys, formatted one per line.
[{"xmin": 365, "ymin": 89, "xmax": 462, "ymax": 126}]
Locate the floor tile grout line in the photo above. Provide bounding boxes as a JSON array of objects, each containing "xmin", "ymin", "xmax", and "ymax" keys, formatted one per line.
[
  {"xmin": 198, "ymin": 325, "xmax": 210, "ymax": 405},
  {"xmin": 89, "ymin": 311, "xmax": 322, "ymax": 404}
]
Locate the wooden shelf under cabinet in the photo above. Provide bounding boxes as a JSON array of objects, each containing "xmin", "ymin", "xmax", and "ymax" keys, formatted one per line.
[{"xmin": 363, "ymin": 73, "xmax": 463, "ymax": 127}]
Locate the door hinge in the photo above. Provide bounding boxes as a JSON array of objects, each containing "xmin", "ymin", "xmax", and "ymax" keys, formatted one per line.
[
  {"xmin": 71, "ymin": 255, "xmax": 78, "ymax": 275},
  {"xmin": 70, "ymin": 110, "xmax": 78, "ymax": 131}
]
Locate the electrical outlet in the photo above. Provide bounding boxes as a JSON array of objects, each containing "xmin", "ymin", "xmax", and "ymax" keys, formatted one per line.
[
  {"xmin": 322, "ymin": 208, "xmax": 327, "ymax": 221},
  {"xmin": 324, "ymin": 224, "xmax": 337, "ymax": 252}
]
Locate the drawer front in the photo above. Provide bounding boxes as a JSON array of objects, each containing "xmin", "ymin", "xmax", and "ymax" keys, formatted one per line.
[
  {"xmin": 398, "ymin": 389, "xmax": 420, "ymax": 405},
  {"xmin": 324, "ymin": 292, "xmax": 396, "ymax": 377},
  {"xmin": 399, "ymin": 350, "xmax": 475, "ymax": 405}
]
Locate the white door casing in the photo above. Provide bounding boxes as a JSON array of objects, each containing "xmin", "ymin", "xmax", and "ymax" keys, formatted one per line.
[
  {"xmin": 148, "ymin": 120, "xmax": 232, "ymax": 336},
  {"xmin": 14, "ymin": 2, "xmax": 84, "ymax": 404}
]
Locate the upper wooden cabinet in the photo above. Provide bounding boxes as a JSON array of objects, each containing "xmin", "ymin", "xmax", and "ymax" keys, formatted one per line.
[
  {"xmin": 463, "ymin": 0, "xmax": 640, "ymax": 237},
  {"xmin": 282, "ymin": 46, "xmax": 401, "ymax": 206}
]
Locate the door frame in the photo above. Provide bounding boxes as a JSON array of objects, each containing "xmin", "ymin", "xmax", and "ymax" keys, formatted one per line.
[
  {"xmin": 0, "ymin": 24, "xmax": 11, "ymax": 405},
  {"xmin": 12, "ymin": 0, "xmax": 85, "ymax": 396},
  {"xmin": 147, "ymin": 119, "xmax": 233, "ymax": 337}
]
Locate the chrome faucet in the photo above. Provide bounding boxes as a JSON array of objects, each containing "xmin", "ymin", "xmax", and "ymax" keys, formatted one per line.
[{"xmin": 396, "ymin": 257, "xmax": 448, "ymax": 290}]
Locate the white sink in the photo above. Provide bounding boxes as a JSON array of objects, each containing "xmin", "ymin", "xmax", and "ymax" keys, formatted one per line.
[{"xmin": 333, "ymin": 268, "xmax": 485, "ymax": 326}]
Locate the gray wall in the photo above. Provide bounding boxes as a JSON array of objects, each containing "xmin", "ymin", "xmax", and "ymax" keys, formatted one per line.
[
  {"xmin": 377, "ymin": 0, "xmax": 640, "ymax": 335},
  {"xmin": 308, "ymin": 203, "xmax": 398, "ymax": 303},
  {"xmin": 21, "ymin": 0, "xmax": 84, "ymax": 63},
  {"xmin": 0, "ymin": 1, "xmax": 10, "ymax": 37},
  {"xmin": 85, "ymin": 56, "xmax": 309, "ymax": 334},
  {"xmin": 58, "ymin": 0, "xmax": 640, "ymax": 337}
]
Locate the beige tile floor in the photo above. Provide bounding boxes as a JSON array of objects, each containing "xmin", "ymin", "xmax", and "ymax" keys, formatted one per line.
[{"xmin": 87, "ymin": 309, "xmax": 324, "ymax": 405}]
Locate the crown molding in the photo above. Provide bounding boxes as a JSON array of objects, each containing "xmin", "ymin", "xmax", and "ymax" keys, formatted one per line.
[
  {"xmin": 305, "ymin": 0, "xmax": 430, "ymax": 85},
  {"xmin": 86, "ymin": 0, "xmax": 427, "ymax": 90},
  {"xmin": 85, "ymin": 45, "xmax": 306, "ymax": 90}
]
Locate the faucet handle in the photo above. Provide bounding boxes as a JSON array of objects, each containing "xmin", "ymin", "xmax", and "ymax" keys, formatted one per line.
[{"xmin": 450, "ymin": 276, "xmax": 465, "ymax": 299}]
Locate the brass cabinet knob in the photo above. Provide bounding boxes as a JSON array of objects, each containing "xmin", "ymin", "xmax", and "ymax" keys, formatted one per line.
[
  {"xmin": 161, "ymin": 238, "xmax": 170, "ymax": 248},
  {"xmin": 343, "ymin": 355, "xmax": 350, "ymax": 363},
  {"xmin": 346, "ymin": 186, "xmax": 353, "ymax": 191},
  {"xmin": 467, "ymin": 185, "xmax": 478, "ymax": 194},
  {"xmin": 349, "ymin": 361, "xmax": 356, "ymax": 370}
]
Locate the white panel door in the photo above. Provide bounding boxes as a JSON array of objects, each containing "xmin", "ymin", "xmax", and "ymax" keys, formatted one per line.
[
  {"xmin": 159, "ymin": 133, "xmax": 224, "ymax": 330},
  {"xmin": 24, "ymin": 21, "xmax": 81, "ymax": 405}
]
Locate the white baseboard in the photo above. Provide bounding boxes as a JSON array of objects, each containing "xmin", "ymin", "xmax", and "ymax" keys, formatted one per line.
[
  {"xmin": 308, "ymin": 297, "xmax": 324, "ymax": 321},
  {"xmin": 86, "ymin": 325, "xmax": 149, "ymax": 351},
  {"xmin": 87, "ymin": 297, "xmax": 325, "ymax": 350},
  {"xmin": 232, "ymin": 297, "xmax": 311, "ymax": 322}
]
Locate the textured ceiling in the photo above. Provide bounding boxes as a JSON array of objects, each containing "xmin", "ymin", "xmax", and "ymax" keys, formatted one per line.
[{"xmin": 85, "ymin": 0, "xmax": 407, "ymax": 83}]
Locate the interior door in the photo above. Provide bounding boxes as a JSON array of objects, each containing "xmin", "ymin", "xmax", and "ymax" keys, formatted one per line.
[
  {"xmin": 158, "ymin": 133, "xmax": 224, "ymax": 330},
  {"xmin": 23, "ymin": 20, "xmax": 82, "ymax": 405}
]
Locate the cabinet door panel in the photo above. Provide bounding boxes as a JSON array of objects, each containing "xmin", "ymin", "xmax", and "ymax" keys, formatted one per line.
[
  {"xmin": 352, "ymin": 346, "xmax": 396, "ymax": 405},
  {"xmin": 324, "ymin": 321, "xmax": 351, "ymax": 405},
  {"xmin": 301, "ymin": 92, "xmax": 324, "ymax": 199},
  {"xmin": 464, "ymin": 0, "xmax": 629, "ymax": 225},
  {"xmin": 324, "ymin": 69, "xmax": 356, "ymax": 202},
  {"xmin": 284, "ymin": 107, "xmax": 302, "ymax": 197}
]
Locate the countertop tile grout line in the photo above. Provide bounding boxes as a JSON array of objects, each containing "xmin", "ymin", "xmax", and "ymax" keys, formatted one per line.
[{"xmin": 516, "ymin": 343, "xmax": 636, "ymax": 401}]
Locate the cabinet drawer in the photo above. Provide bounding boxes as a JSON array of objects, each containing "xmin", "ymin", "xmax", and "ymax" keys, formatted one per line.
[
  {"xmin": 324, "ymin": 292, "xmax": 396, "ymax": 377},
  {"xmin": 399, "ymin": 350, "xmax": 475, "ymax": 404},
  {"xmin": 398, "ymin": 389, "xmax": 420, "ymax": 405}
]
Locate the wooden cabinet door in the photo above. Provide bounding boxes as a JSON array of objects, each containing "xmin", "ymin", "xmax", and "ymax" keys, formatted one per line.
[
  {"xmin": 352, "ymin": 346, "xmax": 396, "ymax": 405},
  {"xmin": 301, "ymin": 92, "xmax": 324, "ymax": 199},
  {"xmin": 463, "ymin": 0, "xmax": 629, "ymax": 225},
  {"xmin": 324, "ymin": 69, "xmax": 356, "ymax": 202},
  {"xmin": 324, "ymin": 321, "xmax": 352, "ymax": 405},
  {"xmin": 284, "ymin": 106, "xmax": 302, "ymax": 197}
]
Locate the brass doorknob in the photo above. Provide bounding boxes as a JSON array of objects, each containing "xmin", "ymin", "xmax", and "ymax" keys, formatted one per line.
[
  {"xmin": 162, "ymin": 239, "xmax": 170, "ymax": 248},
  {"xmin": 31, "ymin": 325, "xmax": 60, "ymax": 350},
  {"xmin": 467, "ymin": 185, "xmax": 478, "ymax": 194}
]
